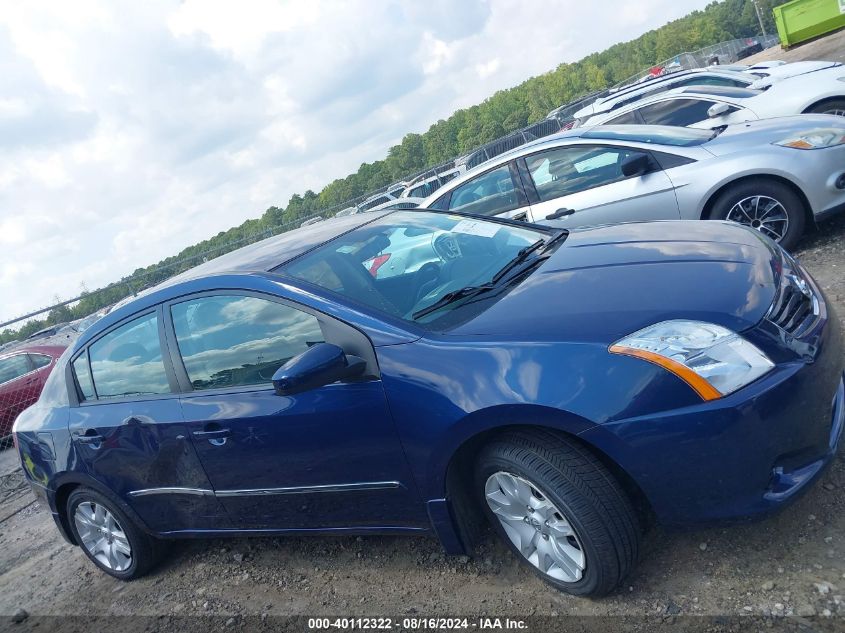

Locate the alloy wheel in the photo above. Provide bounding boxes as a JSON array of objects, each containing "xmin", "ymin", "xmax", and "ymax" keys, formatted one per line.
[
  {"xmin": 484, "ymin": 471, "xmax": 586, "ymax": 582},
  {"xmin": 73, "ymin": 501, "xmax": 132, "ymax": 571},
  {"xmin": 725, "ymin": 195, "xmax": 789, "ymax": 242}
]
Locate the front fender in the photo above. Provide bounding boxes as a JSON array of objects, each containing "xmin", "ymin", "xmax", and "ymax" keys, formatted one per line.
[
  {"xmin": 673, "ymin": 160, "xmax": 810, "ymax": 219},
  {"xmin": 425, "ymin": 404, "xmax": 596, "ymax": 498},
  {"xmin": 378, "ymin": 337, "xmax": 699, "ymax": 501}
]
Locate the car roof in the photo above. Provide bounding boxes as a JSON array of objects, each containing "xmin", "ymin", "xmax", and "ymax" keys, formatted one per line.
[
  {"xmin": 0, "ymin": 344, "xmax": 66, "ymax": 359},
  {"xmin": 591, "ymin": 68, "xmax": 750, "ymax": 106}
]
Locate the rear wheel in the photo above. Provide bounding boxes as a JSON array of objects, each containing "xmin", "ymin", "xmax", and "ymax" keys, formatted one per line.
[
  {"xmin": 805, "ymin": 98, "xmax": 845, "ymax": 117},
  {"xmin": 67, "ymin": 487, "xmax": 161, "ymax": 580},
  {"xmin": 707, "ymin": 178, "xmax": 806, "ymax": 250},
  {"xmin": 475, "ymin": 430, "xmax": 640, "ymax": 597}
]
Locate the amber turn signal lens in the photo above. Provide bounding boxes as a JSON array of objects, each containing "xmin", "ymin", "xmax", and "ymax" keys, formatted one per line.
[{"xmin": 609, "ymin": 344, "xmax": 722, "ymax": 401}]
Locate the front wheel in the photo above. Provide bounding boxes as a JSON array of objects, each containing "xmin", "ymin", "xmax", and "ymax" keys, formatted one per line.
[
  {"xmin": 707, "ymin": 178, "xmax": 806, "ymax": 251},
  {"xmin": 476, "ymin": 430, "xmax": 640, "ymax": 597},
  {"xmin": 67, "ymin": 487, "xmax": 161, "ymax": 580}
]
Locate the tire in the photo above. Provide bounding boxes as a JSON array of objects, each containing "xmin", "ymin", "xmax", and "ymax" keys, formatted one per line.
[
  {"xmin": 805, "ymin": 98, "xmax": 845, "ymax": 117},
  {"xmin": 475, "ymin": 430, "xmax": 640, "ymax": 597},
  {"xmin": 66, "ymin": 487, "xmax": 161, "ymax": 580},
  {"xmin": 707, "ymin": 178, "xmax": 806, "ymax": 251}
]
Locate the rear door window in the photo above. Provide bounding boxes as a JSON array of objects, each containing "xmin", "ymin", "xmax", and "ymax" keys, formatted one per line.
[
  {"xmin": 171, "ymin": 295, "xmax": 325, "ymax": 391},
  {"xmin": 447, "ymin": 165, "xmax": 521, "ymax": 216},
  {"xmin": 636, "ymin": 98, "xmax": 718, "ymax": 126},
  {"xmin": 88, "ymin": 313, "xmax": 170, "ymax": 399},
  {"xmin": 28, "ymin": 353, "xmax": 52, "ymax": 369},
  {"xmin": 0, "ymin": 355, "xmax": 31, "ymax": 385},
  {"xmin": 605, "ymin": 110, "xmax": 642, "ymax": 125},
  {"xmin": 676, "ymin": 76, "xmax": 749, "ymax": 88}
]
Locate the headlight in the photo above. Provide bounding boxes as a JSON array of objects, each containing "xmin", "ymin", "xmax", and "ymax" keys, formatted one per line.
[
  {"xmin": 610, "ymin": 320, "xmax": 774, "ymax": 401},
  {"xmin": 774, "ymin": 128, "xmax": 845, "ymax": 150}
]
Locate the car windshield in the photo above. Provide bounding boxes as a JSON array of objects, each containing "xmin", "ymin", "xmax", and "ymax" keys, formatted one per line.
[
  {"xmin": 278, "ymin": 211, "xmax": 553, "ymax": 329},
  {"xmin": 581, "ymin": 125, "xmax": 715, "ymax": 146}
]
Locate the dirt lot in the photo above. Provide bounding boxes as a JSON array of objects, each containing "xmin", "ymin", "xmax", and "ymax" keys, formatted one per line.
[
  {"xmin": 2, "ymin": 33, "xmax": 845, "ymax": 632},
  {"xmin": 744, "ymin": 28, "xmax": 845, "ymax": 65}
]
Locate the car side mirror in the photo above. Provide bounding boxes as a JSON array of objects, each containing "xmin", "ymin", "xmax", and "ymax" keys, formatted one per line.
[
  {"xmin": 272, "ymin": 343, "xmax": 366, "ymax": 396},
  {"xmin": 707, "ymin": 102, "xmax": 732, "ymax": 118},
  {"xmin": 620, "ymin": 153, "xmax": 651, "ymax": 178}
]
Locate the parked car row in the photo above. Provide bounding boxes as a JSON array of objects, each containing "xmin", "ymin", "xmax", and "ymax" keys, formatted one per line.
[
  {"xmin": 338, "ymin": 61, "xmax": 845, "ymax": 225},
  {"xmin": 0, "ymin": 345, "xmax": 66, "ymax": 443},
  {"xmin": 0, "ymin": 307, "xmax": 110, "ymax": 443},
  {"xmin": 581, "ymin": 64, "xmax": 845, "ymax": 131},
  {"xmin": 420, "ymin": 115, "xmax": 845, "ymax": 250}
]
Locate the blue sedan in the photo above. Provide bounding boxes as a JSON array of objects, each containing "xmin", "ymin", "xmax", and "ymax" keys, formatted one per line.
[{"xmin": 13, "ymin": 210, "xmax": 844, "ymax": 596}]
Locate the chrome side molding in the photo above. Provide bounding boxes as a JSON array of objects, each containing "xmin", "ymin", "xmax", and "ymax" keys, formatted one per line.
[
  {"xmin": 128, "ymin": 481, "xmax": 403, "ymax": 498},
  {"xmin": 128, "ymin": 487, "xmax": 215, "ymax": 497},
  {"xmin": 215, "ymin": 481, "xmax": 403, "ymax": 497}
]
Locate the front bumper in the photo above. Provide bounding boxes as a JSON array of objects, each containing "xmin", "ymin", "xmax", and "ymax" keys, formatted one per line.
[{"xmin": 579, "ymin": 299, "xmax": 844, "ymax": 527}]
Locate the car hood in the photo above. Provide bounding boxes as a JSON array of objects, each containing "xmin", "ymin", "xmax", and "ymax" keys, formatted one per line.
[
  {"xmin": 703, "ymin": 115, "xmax": 845, "ymax": 156},
  {"xmin": 449, "ymin": 221, "xmax": 778, "ymax": 343},
  {"xmin": 750, "ymin": 61, "xmax": 842, "ymax": 88}
]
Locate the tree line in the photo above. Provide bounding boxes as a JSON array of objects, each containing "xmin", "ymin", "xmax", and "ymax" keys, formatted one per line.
[{"xmin": 1, "ymin": 0, "xmax": 780, "ymax": 344}]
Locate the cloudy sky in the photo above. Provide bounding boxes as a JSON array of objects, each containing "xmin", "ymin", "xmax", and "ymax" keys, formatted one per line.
[{"xmin": 0, "ymin": 0, "xmax": 712, "ymax": 325}]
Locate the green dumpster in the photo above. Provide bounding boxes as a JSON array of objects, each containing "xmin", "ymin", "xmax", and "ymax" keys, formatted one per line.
[{"xmin": 773, "ymin": 0, "xmax": 845, "ymax": 47}]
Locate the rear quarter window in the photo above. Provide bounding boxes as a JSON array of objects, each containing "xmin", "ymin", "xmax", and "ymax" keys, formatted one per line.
[{"xmin": 72, "ymin": 354, "xmax": 95, "ymax": 401}]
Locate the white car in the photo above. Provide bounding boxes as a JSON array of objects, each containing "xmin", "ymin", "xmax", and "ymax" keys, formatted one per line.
[
  {"xmin": 574, "ymin": 61, "xmax": 842, "ymax": 126},
  {"xmin": 299, "ymin": 215, "xmax": 324, "ymax": 228},
  {"xmin": 401, "ymin": 167, "xmax": 465, "ymax": 199},
  {"xmin": 365, "ymin": 197, "xmax": 425, "ymax": 213},
  {"xmin": 573, "ymin": 68, "xmax": 758, "ymax": 123},
  {"xmin": 357, "ymin": 192, "xmax": 398, "ymax": 213},
  {"xmin": 583, "ymin": 65, "xmax": 845, "ymax": 129},
  {"xmin": 748, "ymin": 60, "xmax": 841, "ymax": 87}
]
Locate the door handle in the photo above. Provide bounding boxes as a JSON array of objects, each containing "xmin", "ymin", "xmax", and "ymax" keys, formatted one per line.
[
  {"xmin": 192, "ymin": 428, "xmax": 232, "ymax": 440},
  {"xmin": 546, "ymin": 208, "xmax": 575, "ymax": 220},
  {"xmin": 76, "ymin": 433, "xmax": 104, "ymax": 445}
]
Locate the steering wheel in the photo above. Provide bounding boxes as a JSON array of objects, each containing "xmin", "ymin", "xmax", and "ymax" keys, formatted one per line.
[{"xmin": 433, "ymin": 234, "xmax": 461, "ymax": 261}]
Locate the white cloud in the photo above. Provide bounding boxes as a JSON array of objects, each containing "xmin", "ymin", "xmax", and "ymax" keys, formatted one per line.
[
  {"xmin": 476, "ymin": 59, "xmax": 501, "ymax": 79},
  {"xmin": 0, "ymin": 0, "xmax": 712, "ymax": 325}
]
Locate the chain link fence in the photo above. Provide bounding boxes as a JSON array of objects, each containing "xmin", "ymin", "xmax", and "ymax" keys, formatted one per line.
[{"xmin": 611, "ymin": 34, "xmax": 781, "ymax": 91}]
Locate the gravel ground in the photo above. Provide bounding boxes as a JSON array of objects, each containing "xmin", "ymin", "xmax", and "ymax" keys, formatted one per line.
[
  {"xmin": 743, "ymin": 28, "xmax": 845, "ymax": 65},
  {"xmin": 2, "ymin": 33, "xmax": 845, "ymax": 631}
]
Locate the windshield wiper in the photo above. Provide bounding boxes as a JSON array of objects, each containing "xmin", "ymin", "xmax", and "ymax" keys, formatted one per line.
[
  {"xmin": 491, "ymin": 239, "xmax": 545, "ymax": 284},
  {"xmin": 492, "ymin": 230, "xmax": 567, "ymax": 284},
  {"xmin": 412, "ymin": 231, "xmax": 567, "ymax": 321},
  {"xmin": 412, "ymin": 283, "xmax": 498, "ymax": 320}
]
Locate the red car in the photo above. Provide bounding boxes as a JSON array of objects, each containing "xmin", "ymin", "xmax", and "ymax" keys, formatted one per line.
[{"xmin": 0, "ymin": 345, "xmax": 65, "ymax": 443}]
